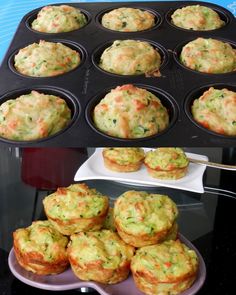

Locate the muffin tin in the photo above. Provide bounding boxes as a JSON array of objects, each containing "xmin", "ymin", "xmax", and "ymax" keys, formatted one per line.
[{"xmin": 0, "ymin": 1, "xmax": 235, "ymax": 147}]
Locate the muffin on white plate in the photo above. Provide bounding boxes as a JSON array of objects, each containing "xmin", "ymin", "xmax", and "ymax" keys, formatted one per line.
[
  {"xmin": 102, "ymin": 147, "xmax": 145, "ymax": 172},
  {"xmin": 144, "ymin": 148, "xmax": 189, "ymax": 180}
]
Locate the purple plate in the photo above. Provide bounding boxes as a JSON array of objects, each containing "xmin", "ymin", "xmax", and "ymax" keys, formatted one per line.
[{"xmin": 8, "ymin": 234, "xmax": 206, "ymax": 294}]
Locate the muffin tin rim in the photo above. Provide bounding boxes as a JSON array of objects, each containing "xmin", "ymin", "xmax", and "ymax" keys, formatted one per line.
[
  {"xmin": 0, "ymin": 1, "xmax": 235, "ymax": 147},
  {"xmin": 0, "ymin": 85, "xmax": 80, "ymax": 144},
  {"xmin": 184, "ymin": 82, "xmax": 236, "ymax": 139},
  {"xmin": 85, "ymin": 83, "xmax": 179, "ymax": 142},
  {"xmin": 8, "ymin": 39, "xmax": 87, "ymax": 79}
]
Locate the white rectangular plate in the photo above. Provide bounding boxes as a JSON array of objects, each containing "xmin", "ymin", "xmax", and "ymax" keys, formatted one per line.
[{"xmin": 74, "ymin": 148, "xmax": 208, "ymax": 193}]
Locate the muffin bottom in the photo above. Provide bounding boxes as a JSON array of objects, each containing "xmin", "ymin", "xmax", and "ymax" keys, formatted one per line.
[
  {"xmin": 103, "ymin": 156, "xmax": 143, "ymax": 172},
  {"xmin": 133, "ymin": 272, "xmax": 196, "ymax": 295},
  {"xmin": 146, "ymin": 166, "xmax": 188, "ymax": 180}
]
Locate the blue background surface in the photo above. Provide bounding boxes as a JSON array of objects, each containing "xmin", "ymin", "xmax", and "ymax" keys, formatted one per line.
[{"xmin": 0, "ymin": 0, "xmax": 235, "ymax": 63}]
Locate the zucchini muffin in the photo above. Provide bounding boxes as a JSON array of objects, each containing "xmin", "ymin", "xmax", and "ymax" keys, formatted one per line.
[
  {"xmin": 93, "ymin": 84, "xmax": 169, "ymax": 139},
  {"xmin": 102, "ymin": 147, "xmax": 145, "ymax": 172},
  {"xmin": 101, "ymin": 7, "xmax": 155, "ymax": 32},
  {"xmin": 144, "ymin": 148, "xmax": 189, "ymax": 180},
  {"xmin": 99, "ymin": 39, "xmax": 161, "ymax": 75},
  {"xmin": 14, "ymin": 40, "xmax": 80, "ymax": 77},
  {"xmin": 131, "ymin": 239, "xmax": 199, "ymax": 295},
  {"xmin": 31, "ymin": 5, "xmax": 87, "ymax": 33},
  {"xmin": 43, "ymin": 183, "xmax": 109, "ymax": 235},
  {"xmin": 180, "ymin": 37, "xmax": 236, "ymax": 74},
  {"xmin": 113, "ymin": 190, "xmax": 178, "ymax": 247},
  {"xmin": 0, "ymin": 90, "xmax": 71, "ymax": 141},
  {"xmin": 13, "ymin": 220, "xmax": 69, "ymax": 275},
  {"xmin": 171, "ymin": 5, "xmax": 225, "ymax": 31},
  {"xmin": 191, "ymin": 87, "xmax": 236, "ymax": 136},
  {"xmin": 68, "ymin": 230, "xmax": 135, "ymax": 284}
]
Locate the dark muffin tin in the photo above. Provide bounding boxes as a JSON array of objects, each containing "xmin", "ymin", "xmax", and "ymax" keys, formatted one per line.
[{"xmin": 0, "ymin": 1, "xmax": 235, "ymax": 147}]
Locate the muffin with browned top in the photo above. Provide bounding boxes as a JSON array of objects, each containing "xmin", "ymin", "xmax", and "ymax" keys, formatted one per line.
[
  {"xmin": 14, "ymin": 40, "xmax": 80, "ymax": 77},
  {"xmin": 144, "ymin": 148, "xmax": 189, "ymax": 180},
  {"xmin": 102, "ymin": 147, "xmax": 145, "ymax": 172},
  {"xmin": 131, "ymin": 239, "xmax": 199, "ymax": 295},
  {"xmin": 0, "ymin": 90, "xmax": 71, "ymax": 141},
  {"xmin": 68, "ymin": 229, "xmax": 135, "ymax": 284},
  {"xmin": 93, "ymin": 84, "xmax": 169, "ymax": 139},
  {"xmin": 43, "ymin": 183, "xmax": 109, "ymax": 235},
  {"xmin": 13, "ymin": 220, "xmax": 69, "ymax": 275},
  {"xmin": 191, "ymin": 87, "xmax": 236, "ymax": 136},
  {"xmin": 113, "ymin": 190, "xmax": 178, "ymax": 247}
]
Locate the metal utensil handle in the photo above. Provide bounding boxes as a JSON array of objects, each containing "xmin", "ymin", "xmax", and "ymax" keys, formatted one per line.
[{"xmin": 188, "ymin": 158, "xmax": 236, "ymax": 171}]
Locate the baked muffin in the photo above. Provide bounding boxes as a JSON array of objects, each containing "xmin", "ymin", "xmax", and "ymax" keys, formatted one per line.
[
  {"xmin": 43, "ymin": 183, "xmax": 109, "ymax": 235},
  {"xmin": 93, "ymin": 84, "xmax": 169, "ymax": 139},
  {"xmin": 101, "ymin": 7, "xmax": 155, "ymax": 32},
  {"xmin": 144, "ymin": 148, "xmax": 189, "ymax": 180},
  {"xmin": 0, "ymin": 90, "xmax": 71, "ymax": 141},
  {"xmin": 171, "ymin": 5, "xmax": 225, "ymax": 30},
  {"xmin": 102, "ymin": 147, "xmax": 145, "ymax": 172},
  {"xmin": 102, "ymin": 208, "xmax": 116, "ymax": 231},
  {"xmin": 113, "ymin": 190, "xmax": 178, "ymax": 247},
  {"xmin": 99, "ymin": 40, "xmax": 161, "ymax": 75},
  {"xmin": 14, "ymin": 40, "xmax": 80, "ymax": 77},
  {"xmin": 180, "ymin": 38, "xmax": 236, "ymax": 74},
  {"xmin": 131, "ymin": 239, "xmax": 199, "ymax": 295},
  {"xmin": 31, "ymin": 5, "xmax": 87, "ymax": 33},
  {"xmin": 191, "ymin": 87, "xmax": 236, "ymax": 136},
  {"xmin": 13, "ymin": 220, "xmax": 69, "ymax": 275},
  {"xmin": 68, "ymin": 230, "xmax": 135, "ymax": 284}
]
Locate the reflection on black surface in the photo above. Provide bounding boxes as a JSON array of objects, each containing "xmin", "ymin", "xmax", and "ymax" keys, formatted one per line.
[{"xmin": 194, "ymin": 195, "xmax": 236, "ymax": 295}]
